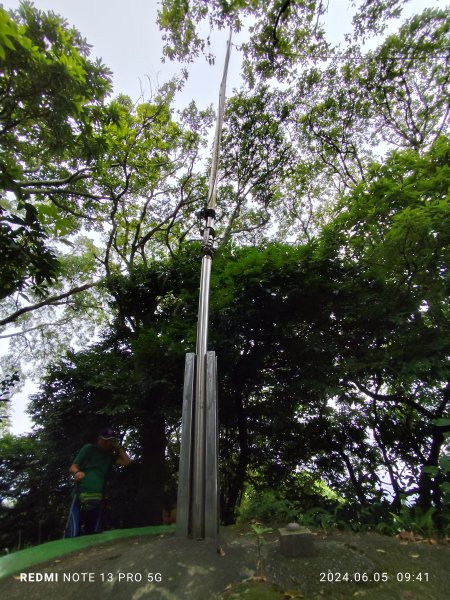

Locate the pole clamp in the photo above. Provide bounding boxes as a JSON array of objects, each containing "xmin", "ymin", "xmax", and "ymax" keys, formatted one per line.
[
  {"xmin": 198, "ymin": 207, "xmax": 216, "ymax": 220},
  {"xmin": 200, "ymin": 227, "xmax": 216, "ymax": 239}
]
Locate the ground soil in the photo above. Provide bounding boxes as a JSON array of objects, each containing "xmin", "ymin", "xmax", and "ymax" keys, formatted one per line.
[{"xmin": 0, "ymin": 526, "xmax": 449, "ymax": 599}]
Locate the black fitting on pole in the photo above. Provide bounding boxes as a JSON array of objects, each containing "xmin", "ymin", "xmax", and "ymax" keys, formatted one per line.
[
  {"xmin": 202, "ymin": 245, "xmax": 215, "ymax": 258},
  {"xmin": 204, "ymin": 208, "xmax": 216, "ymax": 219},
  {"xmin": 201, "ymin": 227, "xmax": 215, "ymax": 258},
  {"xmin": 200, "ymin": 227, "xmax": 216, "ymax": 239},
  {"xmin": 198, "ymin": 207, "xmax": 216, "ymax": 221}
]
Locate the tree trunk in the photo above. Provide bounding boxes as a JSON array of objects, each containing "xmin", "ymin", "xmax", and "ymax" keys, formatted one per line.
[
  {"xmin": 340, "ymin": 451, "xmax": 368, "ymax": 506},
  {"xmin": 220, "ymin": 392, "xmax": 250, "ymax": 524},
  {"xmin": 370, "ymin": 401, "xmax": 402, "ymax": 510},
  {"xmin": 134, "ymin": 412, "xmax": 166, "ymax": 526},
  {"xmin": 417, "ymin": 425, "xmax": 445, "ymax": 513},
  {"xmin": 416, "ymin": 382, "xmax": 449, "ymax": 512}
]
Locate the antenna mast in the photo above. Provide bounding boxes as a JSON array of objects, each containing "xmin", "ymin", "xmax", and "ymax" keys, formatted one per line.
[{"xmin": 177, "ymin": 32, "xmax": 232, "ymax": 539}]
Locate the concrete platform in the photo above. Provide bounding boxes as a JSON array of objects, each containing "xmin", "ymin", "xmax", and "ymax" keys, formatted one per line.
[{"xmin": 278, "ymin": 526, "xmax": 317, "ymax": 557}]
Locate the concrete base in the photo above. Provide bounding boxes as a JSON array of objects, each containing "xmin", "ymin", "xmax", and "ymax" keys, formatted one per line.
[{"xmin": 278, "ymin": 527, "xmax": 316, "ymax": 558}]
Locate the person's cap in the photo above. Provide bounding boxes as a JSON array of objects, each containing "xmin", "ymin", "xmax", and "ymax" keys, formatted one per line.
[{"xmin": 98, "ymin": 427, "xmax": 117, "ymax": 440}]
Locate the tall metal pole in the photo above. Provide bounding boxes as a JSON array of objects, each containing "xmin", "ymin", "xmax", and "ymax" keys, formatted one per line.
[{"xmin": 191, "ymin": 32, "xmax": 232, "ymax": 539}]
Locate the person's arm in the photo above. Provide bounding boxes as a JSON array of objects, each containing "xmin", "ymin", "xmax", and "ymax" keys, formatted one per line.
[
  {"xmin": 69, "ymin": 463, "xmax": 85, "ymax": 481},
  {"xmin": 111, "ymin": 441, "xmax": 132, "ymax": 466},
  {"xmin": 69, "ymin": 444, "xmax": 90, "ymax": 481},
  {"xmin": 115, "ymin": 447, "xmax": 132, "ymax": 466}
]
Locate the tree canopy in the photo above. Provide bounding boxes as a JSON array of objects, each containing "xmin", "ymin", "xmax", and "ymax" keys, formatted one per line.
[{"xmin": 0, "ymin": 1, "xmax": 111, "ymax": 300}]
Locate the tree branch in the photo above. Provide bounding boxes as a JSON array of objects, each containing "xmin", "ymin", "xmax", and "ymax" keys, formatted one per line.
[
  {"xmin": 0, "ymin": 282, "xmax": 99, "ymax": 327},
  {"xmin": 352, "ymin": 380, "xmax": 435, "ymax": 419},
  {"xmin": 16, "ymin": 168, "xmax": 90, "ymax": 188}
]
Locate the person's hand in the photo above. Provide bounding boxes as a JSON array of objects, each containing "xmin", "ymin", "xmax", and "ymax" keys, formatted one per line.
[
  {"xmin": 110, "ymin": 438, "xmax": 120, "ymax": 451},
  {"xmin": 74, "ymin": 471, "xmax": 85, "ymax": 482}
]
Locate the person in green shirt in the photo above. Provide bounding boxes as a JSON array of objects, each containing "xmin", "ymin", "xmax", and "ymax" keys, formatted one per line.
[{"xmin": 69, "ymin": 427, "xmax": 132, "ymax": 535}]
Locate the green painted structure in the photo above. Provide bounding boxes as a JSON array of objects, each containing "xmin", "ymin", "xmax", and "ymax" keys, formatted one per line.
[{"xmin": 0, "ymin": 525, "xmax": 175, "ymax": 580}]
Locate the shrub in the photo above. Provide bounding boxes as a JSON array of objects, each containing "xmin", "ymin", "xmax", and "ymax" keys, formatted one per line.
[{"xmin": 237, "ymin": 489, "xmax": 299, "ymax": 524}]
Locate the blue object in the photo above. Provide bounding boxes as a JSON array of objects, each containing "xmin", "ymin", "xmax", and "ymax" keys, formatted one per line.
[{"xmin": 64, "ymin": 491, "xmax": 80, "ymax": 538}]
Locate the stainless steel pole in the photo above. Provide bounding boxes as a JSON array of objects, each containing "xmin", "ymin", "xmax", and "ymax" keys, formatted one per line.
[
  {"xmin": 191, "ymin": 254, "xmax": 212, "ymax": 538},
  {"xmin": 191, "ymin": 32, "xmax": 232, "ymax": 539}
]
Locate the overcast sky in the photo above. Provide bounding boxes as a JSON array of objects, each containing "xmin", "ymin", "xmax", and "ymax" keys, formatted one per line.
[
  {"xmin": 1, "ymin": 0, "xmax": 244, "ymax": 108},
  {"xmin": 1, "ymin": 0, "xmax": 440, "ymax": 434},
  {"xmin": 0, "ymin": 0, "xmax": 441, "ymax": 109},
  {"xmin": 0, "ymin": 0, "xmax": 366, "ymax": 107}
]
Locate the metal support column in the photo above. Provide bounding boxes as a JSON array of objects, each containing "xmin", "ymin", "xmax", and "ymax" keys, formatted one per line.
[
  {"xmin": 176, "ymin": 353, "xmax": 195, "ymax": 536},
  {"xmin": 205, "ymin": 351, "xmax": 219, "ymax": 537}
]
